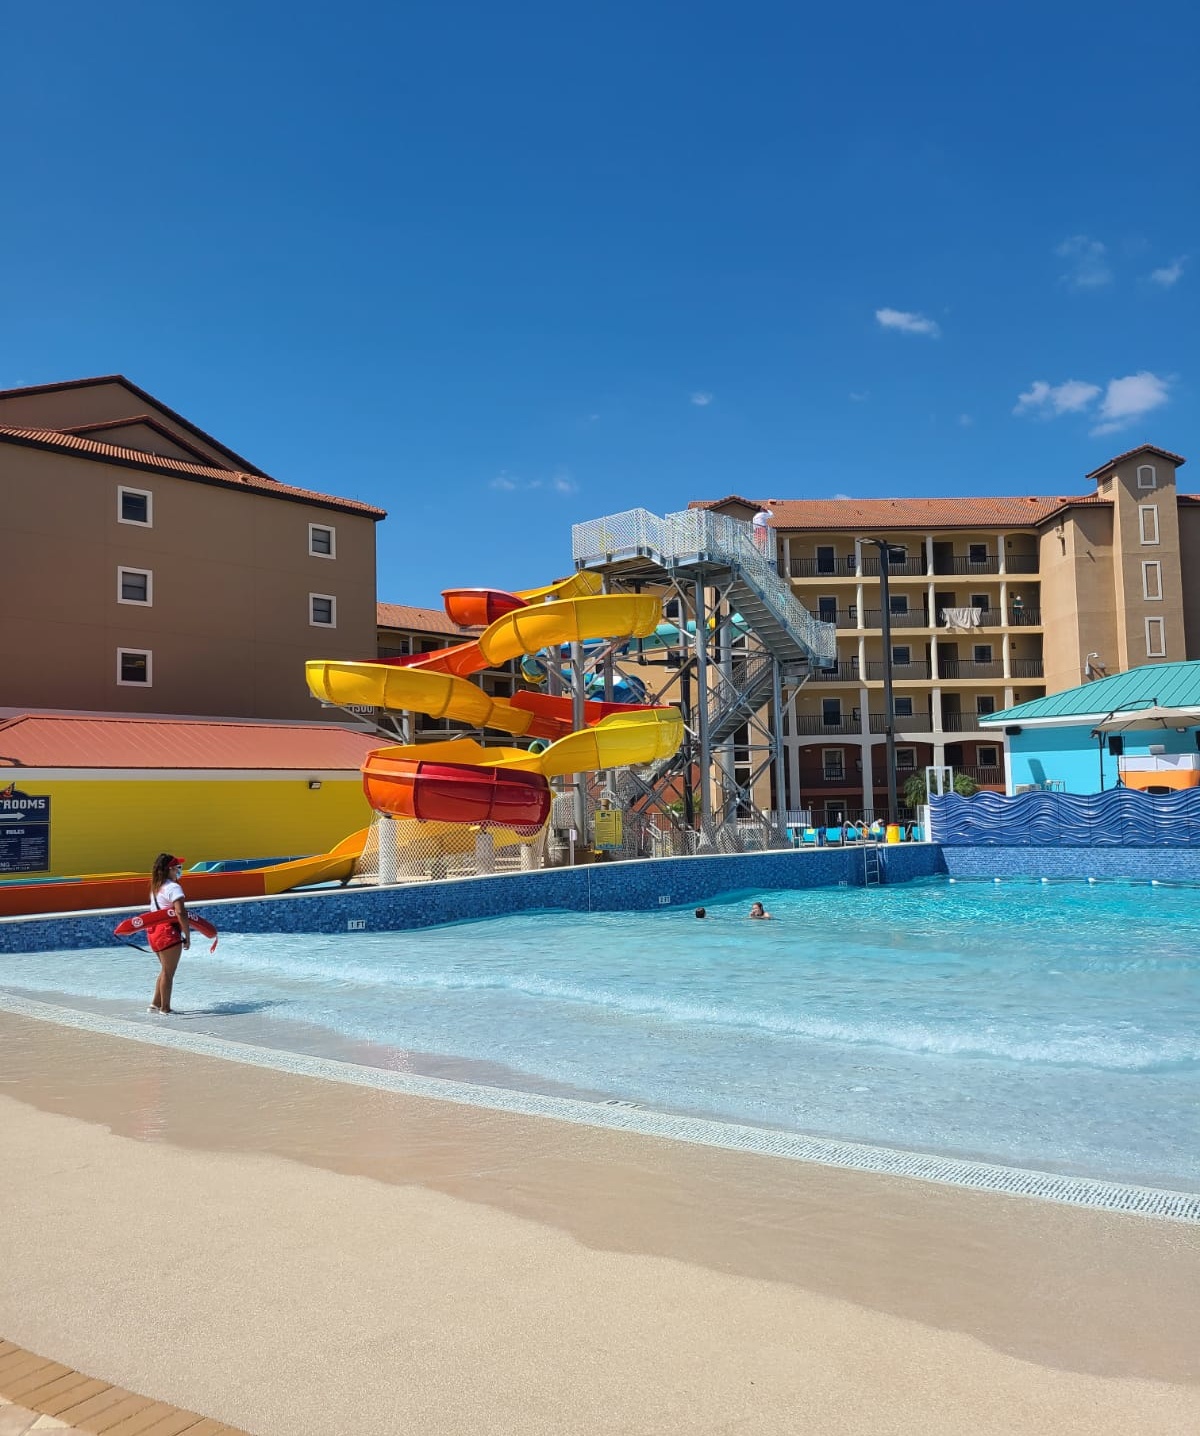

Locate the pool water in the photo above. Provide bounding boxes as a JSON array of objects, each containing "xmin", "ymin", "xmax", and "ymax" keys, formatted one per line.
[{"xmin": 4, "ymin": 877, "xmax": 1199, "ymax": 1190}]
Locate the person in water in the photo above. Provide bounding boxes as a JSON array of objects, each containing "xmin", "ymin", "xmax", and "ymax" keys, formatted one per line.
[
  {"xmin": 694, "ymin": 907, "xmax": 707, "ymax": 918},
  {"xmin": 148, "ymin": 853, "xmax": 191, "ymax": 1013},
  {"xmin": 749, "ymin": 901, "xmax": 772, "ymax": 920}
]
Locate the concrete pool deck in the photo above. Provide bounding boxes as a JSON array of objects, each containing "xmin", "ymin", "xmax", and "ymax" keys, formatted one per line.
[{"xmin": 2, "ymin": 1010, "xmax": 1199, "ymax": 1436}]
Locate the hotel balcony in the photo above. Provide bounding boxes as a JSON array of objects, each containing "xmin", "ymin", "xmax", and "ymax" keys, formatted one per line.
[
  {"xmin": 788, "ymin": 554, "xmax": 1040, "ymax": 581},
  {"xmin": 791, "ymin": 714, "xmax": 863, "ymax": 735}
]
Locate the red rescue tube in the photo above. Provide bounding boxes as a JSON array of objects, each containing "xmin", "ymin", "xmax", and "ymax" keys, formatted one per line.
[{"xmin": 113, "ymin": 906, "xmax": 219, "ymax": 952}]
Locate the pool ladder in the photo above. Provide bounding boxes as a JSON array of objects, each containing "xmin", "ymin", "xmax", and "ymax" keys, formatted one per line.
[{"xmin": 862, "ymin": 844, "xmax": 882, "ymax": 886}]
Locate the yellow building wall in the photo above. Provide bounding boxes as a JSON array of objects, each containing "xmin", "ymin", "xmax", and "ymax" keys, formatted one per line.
[{"xmin": 15, "ymin": 774, "xmax": 372, "ymax": 877}]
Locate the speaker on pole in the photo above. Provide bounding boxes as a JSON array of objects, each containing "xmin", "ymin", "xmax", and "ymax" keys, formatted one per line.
[{"xmin": 1107, "ymin": 735, "xmax": 1124, "ymax": 757}]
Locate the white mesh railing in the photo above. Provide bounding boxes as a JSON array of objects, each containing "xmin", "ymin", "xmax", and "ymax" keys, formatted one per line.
[{"xmin": 572, "ymin": 507, "xmax": 836, "ymax": 665}]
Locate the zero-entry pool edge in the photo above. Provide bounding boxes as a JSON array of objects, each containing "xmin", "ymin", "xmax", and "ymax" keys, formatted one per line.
[
  {"xmin": 0, "ymin": 843, "xmax": 942, "ymax": 954},
  {"xmin": 2, "ymin": 989, "xmax": 1197, "ymax": 1225}
]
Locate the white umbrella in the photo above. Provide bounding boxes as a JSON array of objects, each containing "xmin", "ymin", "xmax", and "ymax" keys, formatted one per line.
[{"xmin": 1094, "ymin": 704, "xmax": 1200, "ymax": 732}]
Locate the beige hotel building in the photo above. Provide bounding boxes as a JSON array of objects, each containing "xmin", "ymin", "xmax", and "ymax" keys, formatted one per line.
[{"xmin": 700, "ymin": 444, "xmax": 1198, "ymax": 824}]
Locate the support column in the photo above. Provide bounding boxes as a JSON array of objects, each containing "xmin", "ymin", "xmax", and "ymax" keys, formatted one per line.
[
  {"xmin": 378, "ymin": 816, "xmax": 398, "ymax": 886},
  {"xmin": 571, "ymin": 640, "xmax": 588, "ymax": 849},
  {"xmin": 771, "ymin": 659, "xmax": 786, "ymax": 834},
  {"xmin": 693, "ymin": 579, "xmax": 713, "ymax": 832}
]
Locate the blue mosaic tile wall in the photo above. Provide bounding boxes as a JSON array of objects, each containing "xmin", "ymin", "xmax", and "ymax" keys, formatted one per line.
[
  {"xmin": 931, "ymin": 788, "xmax": 1200, "ymax": 847},
  {"xmin": 941, "ymin": 847, "xmax": 1200, "ymax": 882},
  {"xmin": 0, "ymin": 844, "xmax": 943, "ymax": 955}
]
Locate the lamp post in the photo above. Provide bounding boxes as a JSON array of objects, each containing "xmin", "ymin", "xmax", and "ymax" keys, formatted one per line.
[{"xmin": 867, "ymin": 539, "xmax": 902, "ymax": 822}]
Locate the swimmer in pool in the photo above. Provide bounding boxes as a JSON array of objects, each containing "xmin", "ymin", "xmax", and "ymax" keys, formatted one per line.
[{"xmin": 748, "ymin": 901, "xmax": 772, "ymax": 920}]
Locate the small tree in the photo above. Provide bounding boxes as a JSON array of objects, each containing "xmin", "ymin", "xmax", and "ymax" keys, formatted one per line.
[{"xmin": 903, "ymin": 771, "xmax": 978, "ymax": 808}]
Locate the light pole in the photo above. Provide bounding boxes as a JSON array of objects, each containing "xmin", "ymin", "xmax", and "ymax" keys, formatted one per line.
[{"xmin": 866, "ymin": 539, "xmax": 901, "ymax": 822}]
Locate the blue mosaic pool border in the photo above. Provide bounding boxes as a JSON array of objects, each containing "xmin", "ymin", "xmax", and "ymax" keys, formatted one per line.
[
  {"xmin": 0, "ymin": 844, "xmax": 942, "ymax": 954},
  {"xmin": 941, "ymin": 846, "xmax": 1200, "ymax": 882}
]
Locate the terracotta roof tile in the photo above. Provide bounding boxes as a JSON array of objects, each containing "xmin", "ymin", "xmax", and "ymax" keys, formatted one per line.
[
  {"xmin": 0, "ymin": 714, "xmax": 378, "ymax": 770},
  {"xmin": 0, "ymin": 374, "xmax": 269, "ymax": 475},
  {"xmin": 60, "ymin": 413, "xmax": 225, "ymax": 466},
  {"xmin": 377, "ymin": 602, "xmax": 470, "ymax": 637},
  {"xmin": 1085, "ymin": 443, "xmax": 1187, "ymax": 479},
  {"xmin": 0, "ymin": 426, "xmax": 386, "ymax": 519}
]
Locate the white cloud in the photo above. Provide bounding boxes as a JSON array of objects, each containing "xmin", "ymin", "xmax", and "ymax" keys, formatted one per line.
[
  {"xmin": 1148, "ymin": 257, "xmax": 1186, "ymax": 288},
  {"xmin": 1089, "ymin": 371, "xmax": 1172, "ymax": 435},
  {"xmin": 875, "ymin": 307, "xmax": 941, "ymax": 338},
  {"xmin": 490, "ymin": 467, "xmax": 579, "ymax": 496},
  {"xmin": 690, "ymin": 391, "xmax": 714, "ymax": 406},
  {"xmin": 957, "ymin": 413, "xmax": 974, "ymax": 427},
  {"xmin": 1013, "ymin": 379, "xmax": 1101, "ymax": 418},
  {"xmin": 848, "ymin": 390, "xmax": 869, "ymax": 402},
  {"xmin": 832, "ymin": 491, "xmax": 852, "ymax": 500},
  {"xmin": 1056, "ymin": 235, "xmax": 1112, "ymax": 290}
]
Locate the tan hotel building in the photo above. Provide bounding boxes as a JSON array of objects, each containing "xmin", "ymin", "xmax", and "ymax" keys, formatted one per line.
[
  {"xmin": 700, "ymin": 444, "xmax": 1199, "ymax": 824},
  {"xmin": 1, "ymin": 376, "xmax": 385, "ymax": 722}
]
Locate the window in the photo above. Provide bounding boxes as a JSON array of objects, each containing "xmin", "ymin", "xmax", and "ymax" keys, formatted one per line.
[
  {"xmin": 973, "ymin": 644, "xmax": 993, "ymax": 664},
  {"xmin": 117, "ymin": 486, "xmax": 152, "ymax": 526},
  {"xmin": 310, "ymin": 593, "xmax": 337, "ymax": 627},
  {"xmin": 884, "ymin": 544, "xmax": 907, "ymax": 567},
  {"xmin": 891, "ymin": 645, "xmax": 911, "ymax": 666},
  {"xmin": 968, "ymin": 543, "xmax": 989, "ymax": 565},
  {"xmin": 309, "ymin": 523, "xmax": 336, "ymax": 558},
  {"xmin": 978, "ymin": 746, "xmax": 1000, "ymax": 767},
  {"xmin": 889, "ymin": 594, "xmax": 909, "ymax": 614},
  {"xmin": 976, "ymin": 695, "xmax": 996, "ymax": 715},
  {"xmin": 117, "ymin": 567, "xmax": 152, "ymax": 605},
  {"xmin": 969, "ymin": 592, "xmax": 989, "ymax": 612},
  {"xmin": 821, "ymin": 748, "xmax": 845, "ymax": 780},
  {"xmin": 894, "ymin": 696, "xmax": 914, "ymax": 718},
  {"xmin": 1145, "ymin": 617, "xmax": 1166, "ymax": 657},
  {"xmin": 818, "ymin": 595, "xmax": 838, "ymax": 622},
  {"xmin": 821, "ymin": 698, "xmax": 842, "ymax": 726},
  {"xmin": 1137, "ymin": 464, "xmax": 1157, "ymax": 490},
  {"xmin": 117, "ymin": 649, "xmax": 152, "ymax": 685},
  {"xmin": 816, "ymin": 544, "xmax": 836, "ymax": 575},
  {"xmin": 1139, "ymin": 504, "xmax": 1159, "ymax": 545},
  {"xmin": 1142, "ymin": 561, "xmax": 1163, "ymax": 601},
  {"xmin": 895, "ymin": 747, "xmax": 917, "ymax": 770}
]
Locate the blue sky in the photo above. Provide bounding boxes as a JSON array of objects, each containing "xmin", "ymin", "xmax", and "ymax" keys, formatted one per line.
[{"xmin": 4, "ymin": 1, "xmax": 1197, "ymax": 606}]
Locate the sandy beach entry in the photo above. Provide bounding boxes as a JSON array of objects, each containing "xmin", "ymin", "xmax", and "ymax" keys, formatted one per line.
[{"xmin": 2, "ymin": 1008, "xmax": 1198, "ymax": 1436}]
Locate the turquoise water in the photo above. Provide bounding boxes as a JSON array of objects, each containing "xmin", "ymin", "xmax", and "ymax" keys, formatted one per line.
[{"xmin": 3, "ymin": 877, "xmax": 1199, "ymax": 1189}]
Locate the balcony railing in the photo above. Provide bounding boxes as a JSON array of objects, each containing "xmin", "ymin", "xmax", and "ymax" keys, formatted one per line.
[
  {"xmin": 1007, "ymin": 555, "xmax": 1039, "ymax": 573},
  {"xmin": 956, "ymin": 765, "xmax": 1004, "ymax": 784},
  {"xmin": 861, "ymin": 555, "xmax": 928, "ymax": 576},
  {"xmin": 1008, "ymin": 607, "xmax": 1041, "ymax": 625},
  {"xmin": 932, "ymin": 555, "xmax": 1000, "ymax": 575},
  {"xmin": 862, "ymin": 609, "xmax": 931, "ymax": 628},
  {"xmin": 1010, "ymin": 658, "xmax": 1044, "ymax": 678},
  {"xmin": 938, "ymin": 660, "xmax": 1004, "ymax": 678},
  {"xmin": 814, "ymin": 663, "xmax": 861, "ymax": 682},
  {"xmin": 813, "ymin": 609, "xmax": 860, "ymax": 629},
  {"xmin": 792, "ymin": 714, "xmax": 862, "ymax": 735},
  {"xmin": 941, "ymin": 713, "xmax": 989, "ymax": 732},
  {"xmin": 868, "ymin": 712, "xmax": 933, "ymax": 733},
  {"xmin": 790, "ymin": 557, "xmax": 857, "ymax": 577},
  {"xmin": 865, "ymin": 660, "xmax": 932, "ymax": 679}
]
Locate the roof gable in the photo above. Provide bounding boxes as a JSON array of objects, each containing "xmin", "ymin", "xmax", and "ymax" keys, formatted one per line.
[
  {"xmin": 0, "ymin": 375, "xmax": 269, "ymax": 476},
  {"xmin": 1085, "ymin": 444, "xmax": 1187, "ymax": 480}
]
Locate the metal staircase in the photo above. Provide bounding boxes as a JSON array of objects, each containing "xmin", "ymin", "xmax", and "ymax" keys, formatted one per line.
[{"xmin": 571, "ymin": 508, "xmax": 837, "ymax": 848}]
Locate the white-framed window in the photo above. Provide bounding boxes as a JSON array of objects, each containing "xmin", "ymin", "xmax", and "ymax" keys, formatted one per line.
[
  {"xmin": 978, "ymin": 745, "xmax": 1000, "ymax": 767},
  {"xmin": 968, "ymin": 542, "xmax": 989, "ymax": 565},
  {"xmin": 117, "ymin": 567, "xmax": 153, "ymax": 606},
  {"xmin": 821, "ymin": 697, "xmax": 842, "ymax": 726},
  {"xmin": 116, "ymin": 648, "xmax": 152, "ymax": 685},
  {"xmin": 891, "ymin": 644, "xmax": 911, "ymax": 666},
  {"xmin": 1142, "ymin": 561, "xmax": 1163, "ymax": 601},
  {"xmin": 309, "ymin": 523, "xmax": 336, "ymax": 558},
  {"xmin": 821, "ymin": 747, "xmax": 845, "ymax": 779},
  {"xmin": 1137, "ymin": 464, "xmax": 1157, "ymax": 490},
  {"xmin": 117, "ymin": 486, "xmax": 152, "ymax": 526},
  {"xmin": 976, "ymin": 695, "xmax": 996, "ymax": 715},
  {"xmin": 969, "ymin": 592, "xmax": 989, "ymax": 611},
  {"xmin": 889, "ymin": 594, "xmax": 909, "ymax": 615},
  {"xmin": 310, "ymin": 593, "xmax": 337, "ymax": 627},
  {"xmin": 1145, "ymin": 617, "xmax": 1166, "ymax": 657},
  {"xmin": 973, "ymin": 643, "xmax": 993, "ymax": 664},
  {"xmin": 1139, "ymin": 504, "xmax": 1160, "ymax": 545},
  {"xmin": 894, "ymin": 696, "xmax": 914, "ymax": 718},
  {"xmin": 895, "ymin": 746, "xmax": 917, "ymax": 770}
]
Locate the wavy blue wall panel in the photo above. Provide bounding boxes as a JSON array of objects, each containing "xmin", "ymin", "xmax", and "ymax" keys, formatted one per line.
[{"xmin": 931, "ymin": 789, "xmax": 1200, "ymax": 847}]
